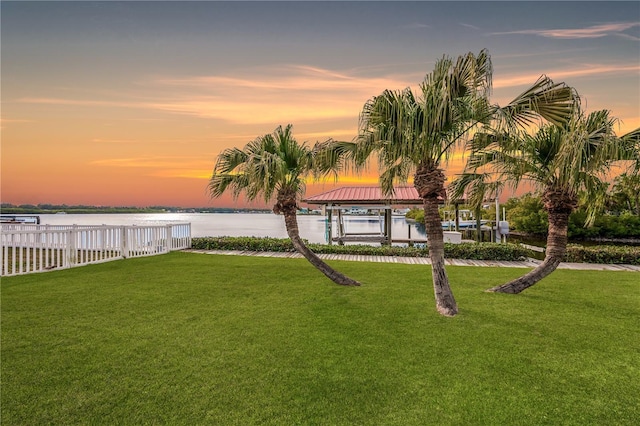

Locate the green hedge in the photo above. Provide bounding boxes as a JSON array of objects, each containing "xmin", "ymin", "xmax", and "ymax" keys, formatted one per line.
[
  {"xmin": 191, "ymin": 236, "xmax": 297, "ymax": 252},
  {"xmin": 564, "ymin": 244, "xmax": 640, "ymax": 265},
  {"xmin": 191, "ymin": 237, "xmax": 532, "ymax": 261},
  {"xmin": 191, "ymin": 237, "xmax": 640, "ymax": 264}
]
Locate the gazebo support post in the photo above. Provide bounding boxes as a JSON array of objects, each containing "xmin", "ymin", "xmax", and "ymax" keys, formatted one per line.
[
  {"xmin": 408, "ymin": 224, "xmax": 413, "ymax": 247},
  {"xmin": 384, "ymin": 207, "xmax": 392, "ymax": 245},
  {"xmin": 475, "ymin": 207, "xmax": 482, "ymax": 242},
  {"xmin": 327, "ymin": 206, "xmax": 333, "ymax": 245},
  {"xmin": 337, "ymin": 208, "xmax": 345, "ymax": 245}
]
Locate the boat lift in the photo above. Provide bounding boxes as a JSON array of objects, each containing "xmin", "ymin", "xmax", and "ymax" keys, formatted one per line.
[
  {"xmin": 1, "ymin": 215, "xmax": 40, "ymax": 224},
  {"xmin": 326, "ymin": 205, "xmax": 393, "ymax": 245}
]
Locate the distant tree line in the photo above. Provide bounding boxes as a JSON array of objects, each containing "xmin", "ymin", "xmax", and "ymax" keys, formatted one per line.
[
  {"xmin": 406, "ymin": 181, "xmax": 640, "ymax": 241},
  {"xmin": 0, "ymin": 203, "xmax": 271, "ymax": 214},
  {"xmin": 503, "ymin": 191, "xmax": 640, "ymax": 240}
]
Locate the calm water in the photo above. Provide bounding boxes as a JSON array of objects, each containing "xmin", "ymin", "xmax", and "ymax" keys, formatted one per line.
[{"xmin": 37, "ymin": 213, "xmax": 424, "ymax": 245}]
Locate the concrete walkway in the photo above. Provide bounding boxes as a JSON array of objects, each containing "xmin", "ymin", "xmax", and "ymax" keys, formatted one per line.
[{"xmin": 186, "ymin": 250, "xmax": 640, "ymax": 272}]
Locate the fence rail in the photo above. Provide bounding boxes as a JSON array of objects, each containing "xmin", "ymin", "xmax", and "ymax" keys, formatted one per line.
[{"xmin": 1, "ymin": 223, "xmax": 191, "ymax": 276}]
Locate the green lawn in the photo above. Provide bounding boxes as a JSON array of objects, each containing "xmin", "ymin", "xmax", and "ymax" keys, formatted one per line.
[{"xmin": 2, "ymin": 252, "xmax": 638, "ymax": 425}]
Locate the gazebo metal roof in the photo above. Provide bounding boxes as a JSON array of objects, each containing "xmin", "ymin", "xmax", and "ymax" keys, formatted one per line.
[{"xmin": 303, "ymin": 186, "xmax": 424, "ymax": 206}]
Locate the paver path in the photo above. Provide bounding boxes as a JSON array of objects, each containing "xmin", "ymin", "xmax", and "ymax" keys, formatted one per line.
[{"xmin": 186, "ymin": 250, "xmax": 640, "ymax": 272}]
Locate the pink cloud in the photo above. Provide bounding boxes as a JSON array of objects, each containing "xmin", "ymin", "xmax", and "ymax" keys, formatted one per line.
[{"xmin": 492, "ymin": 22, "xmax": 640, "ymax": 39}]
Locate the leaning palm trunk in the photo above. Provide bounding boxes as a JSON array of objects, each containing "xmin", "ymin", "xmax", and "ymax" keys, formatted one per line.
[
  {"xmin": 488, "ymin": 191, "xmax": 576, "ymax": 294},
  {"xmin": 275, "ymin": 191, "xmax": 360, "ymax": 287},
  {"xmin": 415, "ymin": 166, "xmax": 458, "ymax": 316}
]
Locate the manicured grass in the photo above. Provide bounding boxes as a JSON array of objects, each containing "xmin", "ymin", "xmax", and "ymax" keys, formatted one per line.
[{"xmin": 2, "ymin": 252, "xmax": 639, "ymax": 425}]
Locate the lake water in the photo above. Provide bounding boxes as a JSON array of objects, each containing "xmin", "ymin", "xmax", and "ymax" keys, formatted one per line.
[{"xmin": 36, "ymin": 213, "xmax": 425, "ymax": 245}]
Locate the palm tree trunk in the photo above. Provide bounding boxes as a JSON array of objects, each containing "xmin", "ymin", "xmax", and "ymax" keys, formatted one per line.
[
  {"xmin": 488, "ymin": 209, "xmax": 570, "ymax": 294},
  {"xmin": 422, "ymin": 199, "xmax": 458, "ymax": 316},
  {"xmin": 415, "ymin": 165, "xmax": 458, "ymax": 316},
  {"xmin": 275, "ymin": 193, "xmax": 360, "ymax": 286}
]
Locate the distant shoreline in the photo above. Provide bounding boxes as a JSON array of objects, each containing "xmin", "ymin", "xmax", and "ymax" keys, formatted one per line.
[{"xmin": 0, "ymin": 206, "xmax": 272, "ymax": 215}]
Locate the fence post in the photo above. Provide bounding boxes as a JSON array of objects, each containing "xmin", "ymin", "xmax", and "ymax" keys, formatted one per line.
[
  {"xmin": 66, "ymin": 226, "xmax": 77, "ymax": 267},
  {"xmin": 100, "ymin": 226, "xmax": 106, "ymax": 260},
  {"xmin": 166, "ymin": 225, "xmax": 172, "ymax": 252},
  {"xmin": 121, "ymin": 227, "xmax": 128, "ymax": 259}
]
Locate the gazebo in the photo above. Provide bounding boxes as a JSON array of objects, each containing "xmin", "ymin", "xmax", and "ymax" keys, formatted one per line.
[{"xmin": 303, "ymin": 186, "xmax": 441, "ymax": 245}]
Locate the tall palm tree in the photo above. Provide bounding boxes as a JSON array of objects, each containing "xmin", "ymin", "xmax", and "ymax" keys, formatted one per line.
[
  {"xmin": 458, "ymin": 108, "xmax": 625, "ymax": 294},
  {"xmin": 209, "ymin": 124, "xmax": 360, "ymax": 286},
  {"xmin": 341, "ymin": 49, "xmax": 575, "ymax": 316}
]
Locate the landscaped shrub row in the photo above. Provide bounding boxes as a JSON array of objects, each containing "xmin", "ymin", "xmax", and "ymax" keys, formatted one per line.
[
  {"xmin": 191, "ymin": 237, "xmax": 298, "ymax": 253},
  {"xmin": 191, "ymin": 237, "xmax": 533, "ymax": 261},
  {"xmin": 564, "ymin": 244, "xmax": 640, "ymax": 265},
  {"xmin": 444, "ymin": 242, "xmax": 533, "ymax": 261},
  {"xmin": 191, "ymin": 237, "xmax": 640, "ymax": 264}
]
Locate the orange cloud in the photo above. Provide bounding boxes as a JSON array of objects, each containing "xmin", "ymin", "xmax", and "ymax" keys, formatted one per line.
[
  {"xmin": 16, "ymin": 65, "xmax": 415, "ymax": 128},
  {"xmin": 90, "ymin": 156, "xmax": 214, "ymax": 177},
  {"xmin": 493, "ymin": 63, "xmax": 639, "ymax": 89},
  {"xmin": 144, "ymin": 65, "xmax": 417, "ymax": 125},
  {"xmin": 155, "ymin": 64, "xmax": 413, "ymax": 92},
  {"xmin": 18, "ymin": 97, "xmax": 140, "ymax": 108},
  {"xmin": 0, "ymin": 118, "xmax": 33, "ymax": 130}
]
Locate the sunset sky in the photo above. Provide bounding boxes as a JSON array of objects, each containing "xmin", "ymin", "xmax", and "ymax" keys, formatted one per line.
[{"xmin": 2, "ymin": 1, "xmax": 639, "ymax": 208}]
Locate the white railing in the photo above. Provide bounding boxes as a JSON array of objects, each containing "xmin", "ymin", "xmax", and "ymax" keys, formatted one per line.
[{"xmin": 1, "ymin": 223, "xmax": 191, "ymax": 276}]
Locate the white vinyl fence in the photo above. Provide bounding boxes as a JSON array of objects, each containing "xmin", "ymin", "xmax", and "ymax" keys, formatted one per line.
[{"xmin": 1, "ymin": 223, "xmax": 191, "ymax": 276}]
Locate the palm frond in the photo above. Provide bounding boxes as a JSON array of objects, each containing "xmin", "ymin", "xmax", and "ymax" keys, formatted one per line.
[
  {"xmin": 579, "ymin": 174, "xmax": 609, "ymax": 226},
  {"xmin": 379, "ymin": 158, "xmax": 412, "ymax": 196},
  {"xmin": 497, "ymin": 75, "xmax": 577, "ymax": 129},
  {"xmin": 449, "ymin": 170, "xmax": 505, "ymax": 209},
  {"xmin": 452, "ymin": 48, "xmax": 493, "ymax": 99},
  {"xmin": 553, "ymin": 109, "xmax": 620, "ymax": 190}
]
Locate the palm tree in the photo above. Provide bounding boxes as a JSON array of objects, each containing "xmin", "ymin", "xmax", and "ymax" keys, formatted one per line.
[
  {"xmin": 209, "ymin": 124, "xmax": 360, "ymax": 286},
  {"xmin": 458, "ymin": 108, "xmax": 625, "ymax": 294},
  {"xmin": 341, "ymin": 49, "xmax": 575, "ymax": 316}
]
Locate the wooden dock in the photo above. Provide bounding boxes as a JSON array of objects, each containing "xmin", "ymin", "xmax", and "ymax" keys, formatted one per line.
[{"xmin": 186, "ymin": 250, "xmax": 640, "ymax": 272}]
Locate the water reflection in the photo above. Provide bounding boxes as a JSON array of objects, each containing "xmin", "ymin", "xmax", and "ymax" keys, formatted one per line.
[{"xmin": 37, "ymin": 213, "xmax": 426, "ymax": 245}]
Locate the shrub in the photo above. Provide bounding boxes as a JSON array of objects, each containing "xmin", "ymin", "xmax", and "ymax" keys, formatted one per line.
[
  {"xmin": 444, "ymin": 242, "xmax": 532, "ymax": 261},
  {"xmin": 563, "ymin": 244, "xmax": 640, "ymax": 265},
  {"xmin": 191, "ymin": 236, "xmax": 298, "ymax": 252},
  {"xmin": 569, "ymin": 211, "xmax": 640, "ymax": 239},
  {"xmin": 191, "ymin": 237, "xmax": 533, "ymax": 261}
]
